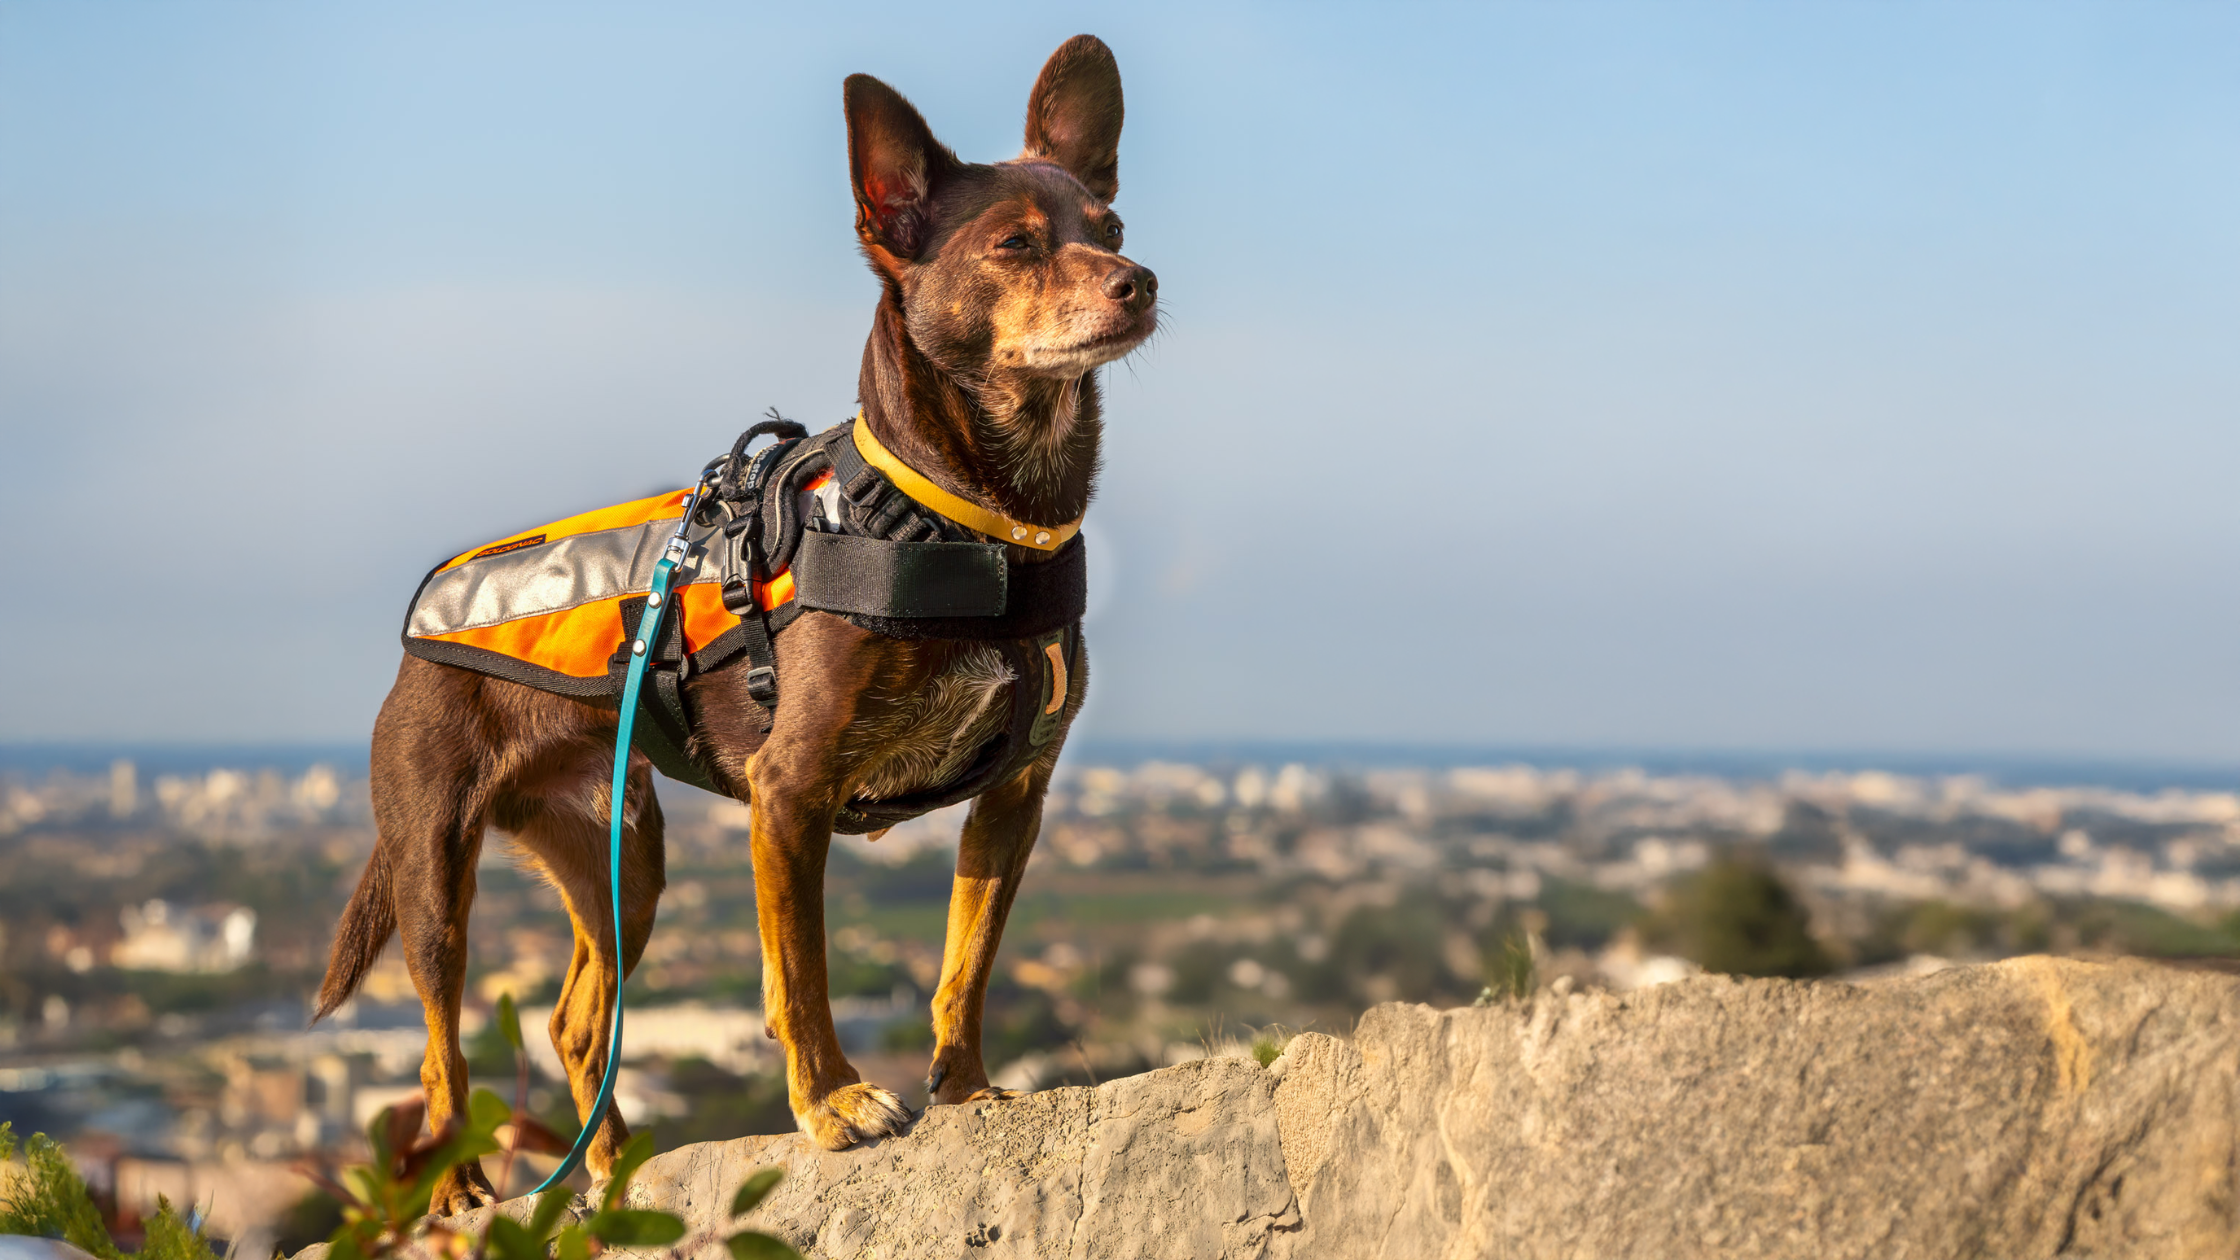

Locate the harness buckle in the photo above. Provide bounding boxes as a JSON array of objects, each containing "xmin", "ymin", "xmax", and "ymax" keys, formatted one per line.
[{"xmin": 745, "ymin": 665, "xmax": 779, "ymax": 708}]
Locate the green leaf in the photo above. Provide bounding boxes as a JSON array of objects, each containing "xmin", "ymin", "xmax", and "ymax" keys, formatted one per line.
[
  {"xmin": 400, "ymin": 1128, "xmax": 503, "ymax": 1218},
  {"xmin": 600, "ymin": 1131, "xmax": 658, "ymax": 1211},
  {"xmin": 586, "ymin": 1209, "xmax": 687, "ymax": 1247},
  {"xmin": 468, "ymin": 1087, "xmax": 513, "ymax": 1135},
  {"xmin": 496, "ymin": 992, "xmax": 525, "ymax": 1050},
  {"xmin": 342, "ymin": 1166, "xmax": 384, "ymax": 1208},
  {"xmin": 729, "ymin": 1167, "xmax": 785, "ymax": 1218},
  {"xmin": 527, "ymin": 1183, "xmax": 575, "ymax": 1240},
  {"xmin": 725, "ymin": 1232, "xmax": 803, "ymax": 1260},
  {"xmin": 554, "ymin": 1225, "xmax": 590, "ymax": 1260},
  {"xmin": 139, "ymin": 1196, "xmax": 220, "ymax": 1260}
]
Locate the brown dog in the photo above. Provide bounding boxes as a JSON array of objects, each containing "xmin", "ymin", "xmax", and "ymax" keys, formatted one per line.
[{"xmin": 312, "ymin": 35, "xmax": 1155, "ymax": 1214}]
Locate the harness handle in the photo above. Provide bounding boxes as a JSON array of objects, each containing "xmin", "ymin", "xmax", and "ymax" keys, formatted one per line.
[{"xmin": 716, "ymin": 409, "xmax": 810, "ymax": 507}]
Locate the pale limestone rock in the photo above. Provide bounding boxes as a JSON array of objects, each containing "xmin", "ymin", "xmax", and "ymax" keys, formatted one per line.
[
  {"xmin": 622, "ymin": 1054, "xmax": 1294, "ymax": 1259},
  {"xmin": 290, "ymin": 956, "xmax": 2240, "ymax": 1260},
  {"xmin": 0, "ymin": 1240, "xmax": 105, "ymax": 1260},
  {"xmin": 1277, "ymin": 956, "xmax": 2240, "ymax": 1259}
]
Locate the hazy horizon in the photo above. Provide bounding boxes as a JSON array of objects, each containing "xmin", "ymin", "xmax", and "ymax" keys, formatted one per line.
[
  {"xmin": 4, "ymin": 3, "xmax": 2236, "ymax": 759},
  {"xmin": 4, "ymin": 737, "xmax": 2233, "ymax": 797}
]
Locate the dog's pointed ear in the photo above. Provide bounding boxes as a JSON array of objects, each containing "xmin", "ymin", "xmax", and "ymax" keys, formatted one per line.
[
  {"xmin": 845, "ymin": 73, "xmax": 957, "ymax": 262},
  {"xmin": 1022, "ymin": 35, "xmax": 1123, "ymax": 202}
]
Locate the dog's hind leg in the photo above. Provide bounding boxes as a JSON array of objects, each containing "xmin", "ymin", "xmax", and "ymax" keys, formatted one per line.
[
  {"xmin": 925, "ymin": 753, "xmax": 1059, "ymax": 1106},
  {"xmin": 507, "ymin": 757, "xmax": 666, "ymax": 1183},
  {"xmin": 370, "ymin": 680, "xmax": 503, "ymax": 1216}
]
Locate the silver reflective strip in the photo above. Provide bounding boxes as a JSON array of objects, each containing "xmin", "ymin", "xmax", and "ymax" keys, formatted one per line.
[{"xmin": 408, "ymin": 517, "xmax": 739, "ymax": 639}]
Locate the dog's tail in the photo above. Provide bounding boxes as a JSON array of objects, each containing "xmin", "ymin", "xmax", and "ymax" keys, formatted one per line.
[{"xmin": 313, "ymin": 842, "xmax": 397, "ymax": 1022}]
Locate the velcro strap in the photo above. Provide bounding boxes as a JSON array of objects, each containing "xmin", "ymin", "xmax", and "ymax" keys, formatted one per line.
[{"xmin": 792, "ymin": 533, "xmax": 1008, "ymax": 618}]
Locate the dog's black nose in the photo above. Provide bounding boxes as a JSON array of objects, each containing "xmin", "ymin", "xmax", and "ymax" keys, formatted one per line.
[{"xmin": 1103, "ymin": 265, "xmax": 1157, "ymax": 310}]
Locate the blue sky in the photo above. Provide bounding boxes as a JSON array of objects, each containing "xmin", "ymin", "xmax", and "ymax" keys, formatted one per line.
[{"xmin": 2, "ymin": 2, "xmax": 2235, "ymax": 759}]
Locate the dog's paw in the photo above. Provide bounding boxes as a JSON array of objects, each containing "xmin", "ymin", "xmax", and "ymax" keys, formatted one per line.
[
  {"xmin": 927, "ymin": 1050, "xmax": 1029, "ymax": 1106},
  {"xmin": 797, "ymin": 1081, "xmax": 913, "ymax": 1150},
  {"xmin": 428, "ymin": 1162, "xmax": 499, "ymax": 1217}
]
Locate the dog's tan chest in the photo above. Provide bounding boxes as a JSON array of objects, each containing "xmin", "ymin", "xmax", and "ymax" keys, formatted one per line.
[{"xmin": 849, "ymin": 644, "xmax": 1019, "ymax": 804}]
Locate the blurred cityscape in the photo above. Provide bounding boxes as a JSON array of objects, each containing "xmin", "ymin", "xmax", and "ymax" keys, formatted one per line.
[{"xmin": 4, "ymin": 748, "xmax": 2239, "ymax": 1253}]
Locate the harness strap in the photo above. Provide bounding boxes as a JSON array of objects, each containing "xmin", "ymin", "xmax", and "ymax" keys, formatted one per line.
[
  {"xmin": 720, "ymin": 577, "xmax": 783, "ymax": 714},
  {"xmin": 832, "ymin": 536, "xmax": 1084, "ymax": 642},
  {"xmin": 609, "ymin": 594, "xmax": 720, "ymax": 792},
  {"xmin": 824, "ymin": 422, "xmax": 954, "ymax": 544},
  {"xmin": 794, "ymin": 533, "xmax": 1008, "ymax": 618}
]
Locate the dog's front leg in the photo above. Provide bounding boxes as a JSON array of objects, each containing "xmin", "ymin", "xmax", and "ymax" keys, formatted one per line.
[
  {"xmin": 746, "ymin": 746, "xmax": 913, "ymax": 1148},
  {"xmin": 926, "ymin": 754, "xmax": 1059, "ymax": 1105}
]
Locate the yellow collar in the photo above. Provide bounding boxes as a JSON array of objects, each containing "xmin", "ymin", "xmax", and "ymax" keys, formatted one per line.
[{"xmin": 850, "ymin": 413, "xmax": 1082, "ymax": 551}]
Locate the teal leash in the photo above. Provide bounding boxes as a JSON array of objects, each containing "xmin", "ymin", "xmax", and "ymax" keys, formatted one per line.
[{"xmin": 531, "ymin": 472, "xmax": 713, "ymax": 1196}]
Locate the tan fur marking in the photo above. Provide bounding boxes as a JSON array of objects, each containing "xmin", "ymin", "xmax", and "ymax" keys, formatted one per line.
[{"xmin": 853, "ymin": 645, "xmax": 1016, "ymax": 802}]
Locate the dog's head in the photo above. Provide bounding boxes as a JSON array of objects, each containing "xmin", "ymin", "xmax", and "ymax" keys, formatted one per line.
[{"xmin": 844, "ymin": 35, "xmax": 1157, "ymax": 385}]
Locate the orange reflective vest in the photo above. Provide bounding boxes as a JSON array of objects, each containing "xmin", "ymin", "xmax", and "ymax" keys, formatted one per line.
[{"xmin": 402, "ymin": 481, "xmax": 816, "ymax": 698}]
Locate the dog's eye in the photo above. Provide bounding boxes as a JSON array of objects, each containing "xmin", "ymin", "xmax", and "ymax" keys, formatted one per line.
[
  {"xmin": 1105, "ymin": 223, "xmax": 1123, "ymax": 242},
  {"xmin": 999, "ymin": 234, "xmax": 1030, "ymax": 251}
]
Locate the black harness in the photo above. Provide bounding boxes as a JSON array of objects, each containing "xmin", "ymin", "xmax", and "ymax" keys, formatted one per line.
[{"xmin": 624, "ymin": 416, "xmax": 1084, "ymax": 834}]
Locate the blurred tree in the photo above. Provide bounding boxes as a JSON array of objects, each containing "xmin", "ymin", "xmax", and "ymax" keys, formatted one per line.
[
  {"xmin": 1329, "ymin": 892, "xmax": 1461, "ymax": 1005},
  {"xmin": 2067, "ymin": 899, "xmax": 2238, "ymax": 958},
  {"xmin": 272, "ymin": 1190, "xmax": 345, "ymax": 1256},
  {"xmin": 825, "ymin": 950, "xmax": 912, "ymax": 998},
  {"xmin": 1644, "ymin": 853, "xmax": 1833, "ymax": 979},
  {"xmin": 1165, "ymin": 940, "xmax": 1229, "ymax": 1005},
  {"xmin": 1898, "ymin": 900, "xmax": 2000, "ymax": 957},
  {"xmin": 879, "ymin": 1018, "xmax": 934, "ymax": 1052},
  {"xmin": 980, "ymin": 978, "xmax": 1068, "ymax": 1068},
  {"xmin": 1534, "ymin": 880, "xmax": 1642, "ymax": 951}
]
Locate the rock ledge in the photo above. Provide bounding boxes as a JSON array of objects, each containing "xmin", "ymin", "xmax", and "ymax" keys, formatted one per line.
[{"xmin": 336, "ymin": 957, "xmax": 2240, "ymax": 1259}]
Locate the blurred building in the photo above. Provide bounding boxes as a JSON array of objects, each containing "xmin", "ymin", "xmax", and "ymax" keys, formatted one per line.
[{"xmin": 112, "ymin": 901, "xmax": 256, "ymax": 974}]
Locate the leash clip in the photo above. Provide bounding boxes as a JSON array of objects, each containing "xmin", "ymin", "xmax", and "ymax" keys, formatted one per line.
[{"xmin": 664, "ymin": 473, "xmax": 714, "ymax": 566}]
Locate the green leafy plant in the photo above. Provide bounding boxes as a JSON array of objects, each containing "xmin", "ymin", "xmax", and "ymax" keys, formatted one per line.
[
  {"xmin": 1476, "ymin": 931, "xmax": 1536, "ymax": 1004},
  {"xmin": 302, "ymin": 1090, "xmax": 507, "ymax": 1260},
  {"xmin": 721, "ymin": 1170, "xmax": 789, "ymax": 1260},
  {"xmin": 303, "ymin": 992, "xmax": 801, "ymax": 1260},
  {"xmin": 0, "ymin": 1122, "xmax": 217, "ymax": 1260}
]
